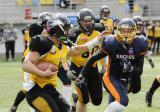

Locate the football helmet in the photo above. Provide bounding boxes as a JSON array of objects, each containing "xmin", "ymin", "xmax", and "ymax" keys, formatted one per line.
[
  {"xmin": 132, "ymin": 16, "xmax": 144, "ymax": 33},
  {"xmin": 117, "ymin": 18, "xmax": 137, "ymax": 44},
  {"xmin": 77, "ymin": 8, "xmax": 95, "ymax": 34},
  {"xmin": 100, "ymin": 5, "xmax": 110, "ymax": 20},
  {"xmin": 55, "ymin": 13, "xmax": 71, "ymax": 37},
  {"xmin": 46, "ymin": 18, "xmax": 66, "ymax": 40},
  {"xmin": 38, "ymin": 12, "xmax": 52, "ymax": 27}
]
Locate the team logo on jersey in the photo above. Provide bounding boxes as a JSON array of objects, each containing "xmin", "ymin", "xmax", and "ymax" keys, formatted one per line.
[
  {"xmin": 50, "ymin": 47, "xmax": 56, "ymax": 54},
  {"xmin": 128, "ymin": 47, "xmax": 134, "ymax": 55}
]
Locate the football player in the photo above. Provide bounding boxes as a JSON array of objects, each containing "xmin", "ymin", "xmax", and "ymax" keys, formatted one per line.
[
  {"xmin": 132, "ymin": 16, "xmax": 154, "ymax": 68},
  {"xmin": 146, "ymin": 21, "xmax": 154, "ymax": 52},
  {"xmin": 67, "ymin": 8, "xmax": 105, "ymax": 112},
  {"xmin": 75, "ymin": 18, "xmax": 148, "ymax": 112},
  {"xmin": 10, "ymin": 12, "xmax": 74, "ymax": 112},
  {"xmin": 152, "ymin": 21, "xmax": 160, "ymax": 54},
  {"xmin": 22, "ymin": 15, "xmax": 106, "ymax": 112},
  {"xmin": 146, "ymin": 75, "xmax": 160, "ymax": 107},
  {"xmin": 99, "ymin": 5, "xmax": 114, "ymax": 35}
]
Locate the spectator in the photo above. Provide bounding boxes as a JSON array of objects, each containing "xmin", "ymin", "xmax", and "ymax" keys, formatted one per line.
[{"xmin": 2, "ymin": 23, "xmax": 18, "ymax": 61}]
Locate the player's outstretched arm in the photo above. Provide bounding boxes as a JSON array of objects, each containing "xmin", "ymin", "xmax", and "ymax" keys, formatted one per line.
[
  {"xmin": 67, "ymin": 30, "xmax": 107, "ymax": 57},
  {"xmin": 80, "ymin": 50, "xmax": 107, "ymax": 76}
]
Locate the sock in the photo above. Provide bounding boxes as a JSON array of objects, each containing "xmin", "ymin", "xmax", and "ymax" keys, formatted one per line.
[
  {"xmin": 62, "ymin": 86, "xmax": 72, "ymax": 104},
  {"xmin": 13, "ymin": 90, "xmax": 26, "ymax": 107},
  {"xmin": 104, "ymin": 101, "xmax": 126, "ymax": 112},
  {"xmin": 149, "ymin": 78, "xmax": 160, "ymax": 94}
]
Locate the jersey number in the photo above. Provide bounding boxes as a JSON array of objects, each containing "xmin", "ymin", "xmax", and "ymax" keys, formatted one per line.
[{"xmin": 82, "ymin": 46, "xmax": 99, "ymax": 58}]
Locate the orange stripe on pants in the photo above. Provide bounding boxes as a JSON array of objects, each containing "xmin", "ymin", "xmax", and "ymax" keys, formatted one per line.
[{"xmin": 103, "ymin": 73, "xmax": 120, "ymax": 102}]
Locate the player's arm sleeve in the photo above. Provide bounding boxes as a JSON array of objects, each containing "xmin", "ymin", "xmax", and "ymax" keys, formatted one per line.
[
  {"xmin": 29, "ymin": 36, "xmax": 42, "ymax": 55},
  {"xmin": 132, "ymin": 55, "xmax": 144, "ymax": 76},
  {"xmin": 29, "ymin": 23, "xmax": 44, "ymax": 38},
  {"xmin": 80, "ymin": 50, "xmax": 107, "ymax": 76}
]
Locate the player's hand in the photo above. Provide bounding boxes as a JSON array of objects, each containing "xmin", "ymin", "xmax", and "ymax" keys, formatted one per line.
[
  {"xmin": 121, "ymin": 58, "xmax": 133, "ymax": 73},
  {"xmin": 98, "ymin": 30, "xmax": 108, "ymax": 41},
  {"xmin": 67, "ymin": 69, "xmax": 77, "ymax": 81},
  {"xmin": 43, "ymin": 65, "xmax": 58, "ymax": 78},
  {"xmin": 75, "ymin": 74, "xmax": 88, "ymax": 89}
]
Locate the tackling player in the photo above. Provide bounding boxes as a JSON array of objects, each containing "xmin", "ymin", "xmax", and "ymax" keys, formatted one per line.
[{"xmin": 75, "ymin": 18, "xmax": 148, "ymax": 112}]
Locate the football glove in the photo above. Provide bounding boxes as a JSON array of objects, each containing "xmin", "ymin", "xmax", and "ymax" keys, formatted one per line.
[{"xmin": 67, "ymin": 69, "xmax": 77, "ymax": 81}]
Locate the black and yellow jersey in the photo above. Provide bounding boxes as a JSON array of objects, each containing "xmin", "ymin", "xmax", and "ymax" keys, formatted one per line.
[
  {"xmin": 146, "ymin": 26, "xmax": 154, "ymax": 37},
  {"xmin": 154, "ymin": 26, "xmax": 160, "ymax": 38},
  {"xmin": 70, "ymin": 30, "xmax": 100, "ymax": 67},
  {"xmin": 24, "ymin": 35, "xmax": 70, "ymax": 88},
  {"xmin": 24, "ymin": 29, "xmax": 31, "ymax": 43},
  {"xmin": 68, "ymin": 23, "xmax": 105, "ymax": 67},
  {"xmin": 100, "ymin": 18, "xmax": 113, "ymax": 35},
  {"xmin": 68, "ymin": 23, "xmax": 105, "ymax": 44}
]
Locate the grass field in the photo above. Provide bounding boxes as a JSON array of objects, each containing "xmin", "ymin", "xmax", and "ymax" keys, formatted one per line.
[{"xmin": 0, "ymin": 56, "xmax": 160, "ymax": 112}]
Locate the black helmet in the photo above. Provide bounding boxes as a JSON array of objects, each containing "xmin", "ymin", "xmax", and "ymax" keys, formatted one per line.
[
  {"xmin": 100, "ymin": 5, "xmax": 110, "ymax": 20},
  {"xmin": 117, "ymin": 18, "xmax": 137, "ymax": 43},
  {"xmin": 46, "ymin": 18, "xmax": 66, "ymax": 40},
  {"xmin": 55, "ymin": 13, "xmax": 71, "ymax": 31},
  {"xmin": 38, "ymin": 12, "xmax": 52, "ymax": 27},
  {"xmin": 132, "ymin": 16, "xmax": 144, "ymax": 33},
  {"xmin": 77, "ymin": 8, "xmax": 95, "ymax": 34}
]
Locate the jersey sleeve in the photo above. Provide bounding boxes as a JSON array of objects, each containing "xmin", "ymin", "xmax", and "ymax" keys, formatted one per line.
[
  {"xmin": 29, "ymin": 35, "xmax": 41, "ymax": 53},
  {"xmin": 138, "ymin": 37, "xmax": 148, "ymax": 55},
  {"xmin": 101, "ymin": 36, "xmax": 113, "ymax": 54},
  {"xmin": 29, "ymin": 23, "xmax": 44, "ymax": 38}
]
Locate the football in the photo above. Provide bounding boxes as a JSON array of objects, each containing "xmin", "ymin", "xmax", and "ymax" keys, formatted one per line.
[{"xmin": 35, "ymin": 61, "xmax": 58, "ymax": 72}]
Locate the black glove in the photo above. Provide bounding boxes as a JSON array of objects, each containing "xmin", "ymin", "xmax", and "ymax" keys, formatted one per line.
[
  {"xmin": 120, "ymin": 58, "xmax": 133, "ymax": 73},
  {"xmin": 67, "ymin": 69, "xmax": 77, "ymax": 81},
  {"xmin": 75, "ymin": 74, "xmax": 89, "ymax": 104}
]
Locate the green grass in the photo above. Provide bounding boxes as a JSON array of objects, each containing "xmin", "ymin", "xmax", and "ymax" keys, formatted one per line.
[{"xmin": 0, "ymin": 56, "xmax": 160, "ymax": 112}]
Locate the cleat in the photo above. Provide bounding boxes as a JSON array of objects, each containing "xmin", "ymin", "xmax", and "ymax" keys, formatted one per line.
[
  {"xmin": 9, "ymin": 106, "xmax": 17, "ymax": 112},
  {"xmin": 145, "ymin": 91, "xmax": 153, "ymax": 107},
  {"xmin": 71, "ymin": 92, "xmax": 78, "ymax": 112}
]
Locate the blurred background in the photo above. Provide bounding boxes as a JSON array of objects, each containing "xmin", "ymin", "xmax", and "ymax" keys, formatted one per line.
[{"xmin": 0, "ymin": 0, "xmax": 159, "ymax": 55}]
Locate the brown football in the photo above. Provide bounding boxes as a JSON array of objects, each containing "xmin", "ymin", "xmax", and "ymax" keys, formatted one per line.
[{"xmin": 36, "ymin": 61, "xmax": 57, "ymax": 72}]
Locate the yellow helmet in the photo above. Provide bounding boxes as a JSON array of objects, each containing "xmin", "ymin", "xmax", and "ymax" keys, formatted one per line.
[{"xmin": 117, "ymin": 18, "xmax": 137, "ymax": 44}]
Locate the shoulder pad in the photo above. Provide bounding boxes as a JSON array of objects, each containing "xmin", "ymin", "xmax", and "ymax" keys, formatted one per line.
[
  {"xmin": 68, "ymin": 27, "xmax": 81, "ymax": 43},
  {"xmin": 93, "ymin": 23, "xmax": 105, "ymax": 32},
  {"xmin": 135, "ymin": 36, "xmax": 148, "ymax": 53},
  {"xmin": 101, "ymin": 35, "xmax": 115, "ymax": 53}
]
